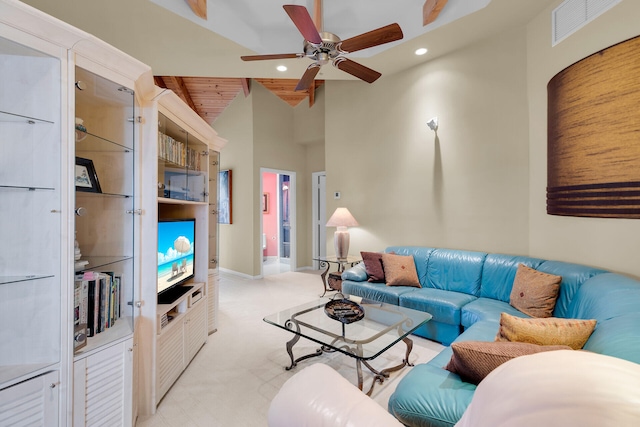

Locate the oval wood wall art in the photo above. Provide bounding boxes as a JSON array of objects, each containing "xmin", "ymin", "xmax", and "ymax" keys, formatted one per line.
[{"xmin": 547, "ymin": 35, "xmax": 640, "ymax": 218}]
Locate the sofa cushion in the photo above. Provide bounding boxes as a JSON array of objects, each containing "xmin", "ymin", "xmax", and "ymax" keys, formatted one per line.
[
  {"xmin": 341, "ymin": 281, "xmax": 418, "ymax": 305},
  {"xmin": 567, "ymin": 272, "xmax": 640, "ymax": 322},
  {"xmin": 444, "ymin": 341, "xmax": 571, "ymax": 385},
  {"xmin": 509, "ymin": 264, "xmax": 561, "ymax": 318},
  {"xmin": 411, "ymin": 321, "xmax": 461, "ymax": 347},
  {"xmin": 388, "ymin": 363, "xmax": 476, "ymax": 427},
  {"xmin": 341, "ymin": 262, "xmax": 368, "ymax": 282},
  {"xmin": 399, "ymin": 288, "xmax": 477, "ymax": 325},
  {"xmin": 426, "ymin": 249, "xmax": 486, "ymax": 296},
  {"xmin": 535, "ymin": 260, "xmax": 606, "ymax": 318},
  {"xmin": 495, "ymin": 312, "xmax": 596, "ymax": 350},
  {"xmin": 583, "ymin": 312, "xmax": 640, "ymax": 364},
  {"xmin": 382, "ymin": 253, "xmax": 421, "ymax": 287},
  {"xmin": 479, "ymin": 254, "xmax": 544, "ymax": 302},
  {"xmin": 360, "ymin": 251, "xmax": 386, "ymax": 282},
  {"xmin": 461, "ymin": 297, "xmax": 527, "ymax": 328}
]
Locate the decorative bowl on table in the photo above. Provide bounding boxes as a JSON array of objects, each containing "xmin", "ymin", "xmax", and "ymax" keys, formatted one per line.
[{"xmin": 324, "ymin": 298, "xmax": 364, "ymax": 324}]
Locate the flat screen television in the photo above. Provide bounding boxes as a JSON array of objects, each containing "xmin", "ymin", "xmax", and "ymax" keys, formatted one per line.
[{"xmin": 157, "ymin": 218, "xmax": 196, "ymax": 304}]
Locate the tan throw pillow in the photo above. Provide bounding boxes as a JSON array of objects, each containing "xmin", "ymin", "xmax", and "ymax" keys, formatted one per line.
[
  {"xmin": 444, "ymin": 341, "xmax": 571, "ymax": 385},
  {"xmin": 495, "ymin": 312, "xmax": 597, "ymax": 350},
  {"xmin": 381, "ymin": 253, "xmax": 421, "ymax": 287},
  {"xmin": 510, "ymin": 264, "xmax": 561, "ymax": 318}
]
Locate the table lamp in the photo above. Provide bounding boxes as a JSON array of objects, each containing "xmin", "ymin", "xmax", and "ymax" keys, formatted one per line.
[{"xmin": 326, "ymin": 207, "xmax": 359, "ymax": 260}]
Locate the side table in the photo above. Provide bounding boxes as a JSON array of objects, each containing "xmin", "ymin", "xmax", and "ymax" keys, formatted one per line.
[{"xmin": 313, "ymin": 256, "xmax": 362, "ymax": 296}]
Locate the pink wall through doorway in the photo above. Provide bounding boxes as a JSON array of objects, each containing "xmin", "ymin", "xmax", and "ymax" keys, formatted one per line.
[{"xmin": 263, "ymin": 172, "xmax": 278, "ymax": 257}]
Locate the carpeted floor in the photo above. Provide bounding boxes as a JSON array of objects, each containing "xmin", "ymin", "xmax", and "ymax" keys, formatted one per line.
[{"xmin": 137, "ymin": 270, "xmax": 444, "ymax": 426}]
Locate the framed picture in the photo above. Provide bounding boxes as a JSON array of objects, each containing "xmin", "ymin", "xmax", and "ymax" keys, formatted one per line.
[
  {"xmin": 262, "ymin": 192, "xmax": 269, "ymax": 214},
  {"xmin": 218, "ymin": 169, "xmax": 232, "ymax": 224},
  {"xmin": 75, "ymin": 157, "xmax": 102, "ymax": 193}
]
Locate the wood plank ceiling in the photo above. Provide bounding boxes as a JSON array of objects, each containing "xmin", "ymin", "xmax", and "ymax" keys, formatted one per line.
[{"xmin": 154, "ymin": 76, "xmax": 324, "ymax": 125}]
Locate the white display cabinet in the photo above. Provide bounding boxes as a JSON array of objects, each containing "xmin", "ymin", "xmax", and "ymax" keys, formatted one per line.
[
  {"xmin": 138, "ymin": 89, "xmax": 226, "ymax": 415},
  {"xmin": 0, "ymin": 22, "xmax": 66, "ymax": 425},
  {"xmin": 0, "ymin": 2, "xmax": 155, "ymax": 425}
]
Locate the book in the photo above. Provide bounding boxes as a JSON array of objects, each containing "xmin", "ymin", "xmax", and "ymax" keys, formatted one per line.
[
  {"xmin": 87, "ymin": 278, "xmax": 99, "ymax": 337},
  {"xmin": 98, "ymin": 274, "xmax": 108, "ymax": 332}
]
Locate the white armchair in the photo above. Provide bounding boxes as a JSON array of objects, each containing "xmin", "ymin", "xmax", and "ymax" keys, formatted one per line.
[{"xmin": 268, "ymin": 363, "xmax": 403, "ymax": 427}]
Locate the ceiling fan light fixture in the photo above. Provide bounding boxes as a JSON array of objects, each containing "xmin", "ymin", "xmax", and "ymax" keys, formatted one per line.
[
  {"xmin": 415, "ymin": 47, "xmax": 428, "ymax": 56},
  {"xmin": 243, "ymin": 2, "xmax": 404, "ymax": 90}
]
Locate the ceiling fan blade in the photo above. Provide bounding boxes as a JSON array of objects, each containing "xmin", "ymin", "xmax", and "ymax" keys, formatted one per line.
[
  {"xmin": 334, "ymin": 58, "xmax": 381, "ymax": 84},
  {"xmin": 295, "ymin": 64, "xmax": 321, "ymax": 91},
  {"xmin": 339, "ymin": 23, "xmax": 403, "ymax": 54},
  {"xmin": 241, "ymin": 53, "xmax": 303, "ymax": 61},
  {"xmin": 283, "ymin": 5, "xmax": 322, "ymax": 45}
]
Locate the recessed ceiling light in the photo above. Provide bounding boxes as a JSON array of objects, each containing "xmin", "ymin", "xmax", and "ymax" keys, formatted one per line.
[
  {"xmin": 415, "ymin": 48, "xmax": 428, "ymax": 56},
  {"xmin": 277, "ymin": 65, "xmax": 287, "ymax": 72}
]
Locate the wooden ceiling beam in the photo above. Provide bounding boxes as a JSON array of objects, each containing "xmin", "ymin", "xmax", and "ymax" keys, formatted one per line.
[
  {"xmin": 154, "ymin": 76, "xmax": 167, "ymax": 88},
  {"xmin": 166, "ymin": 76, "xmax": 199, "ymax": 114},
  {"xmin": 423, "ymin": 0, "xmax": 448, "ymax": 26},
  {"xmin": 185, "ymin": 0, "xmax": 207, "ymax": 19},
  {"xmin": 241, "ymin": 78, "xmax": 251, "ymax": 97}
]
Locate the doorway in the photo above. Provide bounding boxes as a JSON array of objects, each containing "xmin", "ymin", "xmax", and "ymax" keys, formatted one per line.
[{"xmin": 261, "ymin": 169, "xmax": 296, "ymax": 276}]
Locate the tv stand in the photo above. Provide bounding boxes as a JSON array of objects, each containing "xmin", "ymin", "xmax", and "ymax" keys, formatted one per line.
[
  {"xmin": 155, "ymin": 282, "xmax": 207, "ymax": 404},
  {"xmin": 158, "ymin": 285, "xmax": 193, "ymax": 305}
]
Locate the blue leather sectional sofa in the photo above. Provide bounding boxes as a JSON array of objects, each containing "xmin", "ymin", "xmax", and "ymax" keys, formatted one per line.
[{"xmin": 341, "ymin": 246, "xmax": 640, "ymax": 427}]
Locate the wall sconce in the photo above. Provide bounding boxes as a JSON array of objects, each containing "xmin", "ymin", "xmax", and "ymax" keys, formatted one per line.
[
  {"xmin": 427, "ymin": 117, "xmax": 438, "ymax": 132},
  {"xmin": 326, "ymin": 207, "xmax": 359, "ymax": 260}
]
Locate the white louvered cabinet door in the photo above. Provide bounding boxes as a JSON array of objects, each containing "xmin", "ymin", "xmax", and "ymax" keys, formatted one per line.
[
  {"xmin": 0, "ymin": 371, "xmax": 59, "ymax": 426},
  {"xmin": 185, "ymin": 298, "xmax": 207, "ymax": 362},
  {"xmin": 156, "ymin": 317, "xmax": 185, "ymax": 404},
  {"xmin": 73, "ymin": 339, "xmax": 133, "ymax": 427}
]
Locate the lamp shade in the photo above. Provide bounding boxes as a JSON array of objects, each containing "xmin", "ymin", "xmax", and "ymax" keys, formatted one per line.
[{"xmin": 326, "ymin": 208, "xmax": 359, "ymax": 227}]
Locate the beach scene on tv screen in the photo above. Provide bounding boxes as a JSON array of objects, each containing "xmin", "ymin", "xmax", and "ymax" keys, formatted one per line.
[{"xmin": 158, "ymin": 221, "xmax": 195, "ymax": 294}]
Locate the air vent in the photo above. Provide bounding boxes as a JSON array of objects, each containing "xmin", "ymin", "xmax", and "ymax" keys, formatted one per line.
[{"xmin": 552, "ymin": 0, "xmax": 621, "ymax": 46}]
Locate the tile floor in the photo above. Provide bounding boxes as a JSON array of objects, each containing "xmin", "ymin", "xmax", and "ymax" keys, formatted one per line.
[{"xmin": 136, "ymin": 270, "xmax": 444, "ymax": 426}]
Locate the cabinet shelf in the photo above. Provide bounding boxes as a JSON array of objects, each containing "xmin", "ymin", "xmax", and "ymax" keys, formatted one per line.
[
  {"xmin": 0, "ymin": 110, "xmax": 54, "ymax": 124},
  {"xmin": 76, "ymin": 191, "xmax": 132, "ymax": 199},
  {"xmin": 77, "ymin": 256, "xmax": 133, "ymax": 271},
  {"xmin": 158, "ymin": 157, "xmax": 204, "ymax": 173},
  {"xmin": 0, "ymin": 185, "xmax": 55, "ymax": 192},
  {"xmin": 73, "ymin": 316, "xmax": 133, "ymax": 360},
  {"xmin": 157, "ymin": 197, "xmax": 207, "ymax": 206},
  {"xmin": 76, "ymin": 130, "xmax": 133, "ymax": 153},
  {"xmin": 0, "ymin": 363, "xmax": 57, "ymax": 390},
  {"xmin": 0, "ymin": 275, "xmax": 55, "ymax": 286}
]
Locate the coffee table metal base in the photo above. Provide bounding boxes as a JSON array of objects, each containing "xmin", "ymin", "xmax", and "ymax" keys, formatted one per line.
[{"xmin": 284, "ymin": 328, "xmax": 415, "ymax": 396}]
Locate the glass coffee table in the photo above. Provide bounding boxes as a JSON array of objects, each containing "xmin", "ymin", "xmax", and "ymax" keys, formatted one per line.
[{"xmin": 264, "ymin": 295, "xmax": 432, "ymax": 395}]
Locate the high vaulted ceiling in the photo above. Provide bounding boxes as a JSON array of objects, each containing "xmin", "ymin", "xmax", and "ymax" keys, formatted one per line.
[{"xmin": 21, "ymin": 0, "xmax": 558, "ymax": 123}]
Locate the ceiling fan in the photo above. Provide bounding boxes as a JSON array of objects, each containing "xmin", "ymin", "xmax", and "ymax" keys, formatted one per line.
[{"xmin": 241, "ymin": 0, "xmax": 404, "ymax": 91}]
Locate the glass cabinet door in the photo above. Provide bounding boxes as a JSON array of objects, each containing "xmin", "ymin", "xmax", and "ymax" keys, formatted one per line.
[
  {"xmin": 208, "ymin": 150, "xmax": 220, "ymax": 270},
  {"xmin": 158, "ymin": 112, "xmax": 208, "ymax": 202},
  {"xmin": 0, "ymin": 36, "xmax": 62, "ymax": 387},
  {"xmin": 73, "ymin": 66, "xmax": 136, "ymax": 355}
]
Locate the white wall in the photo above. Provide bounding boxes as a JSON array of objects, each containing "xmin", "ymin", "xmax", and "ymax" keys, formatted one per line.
[
  {"xmin": 214, "ymin": 82, "xmax": 325, "ymax": 276},
  {"xmin": 324, "ymin": 27, "xmax": 531, "ymax": 258},
  {"xmin": 211, "ymin": 91, "xmax": 255, "ymax": 276},
  {"xmin": 526, "ymin": 0, "xmax": 640, "ymax": 277}
]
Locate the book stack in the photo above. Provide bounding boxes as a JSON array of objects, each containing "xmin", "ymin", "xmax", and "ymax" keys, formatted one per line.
[
  {"xmin": 158, "ymin": 131, "xmax": 202, "ymax": 171},
  {"xmin": 74, "ymin": 271, "xmax": 123, "ymax": 339}
]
